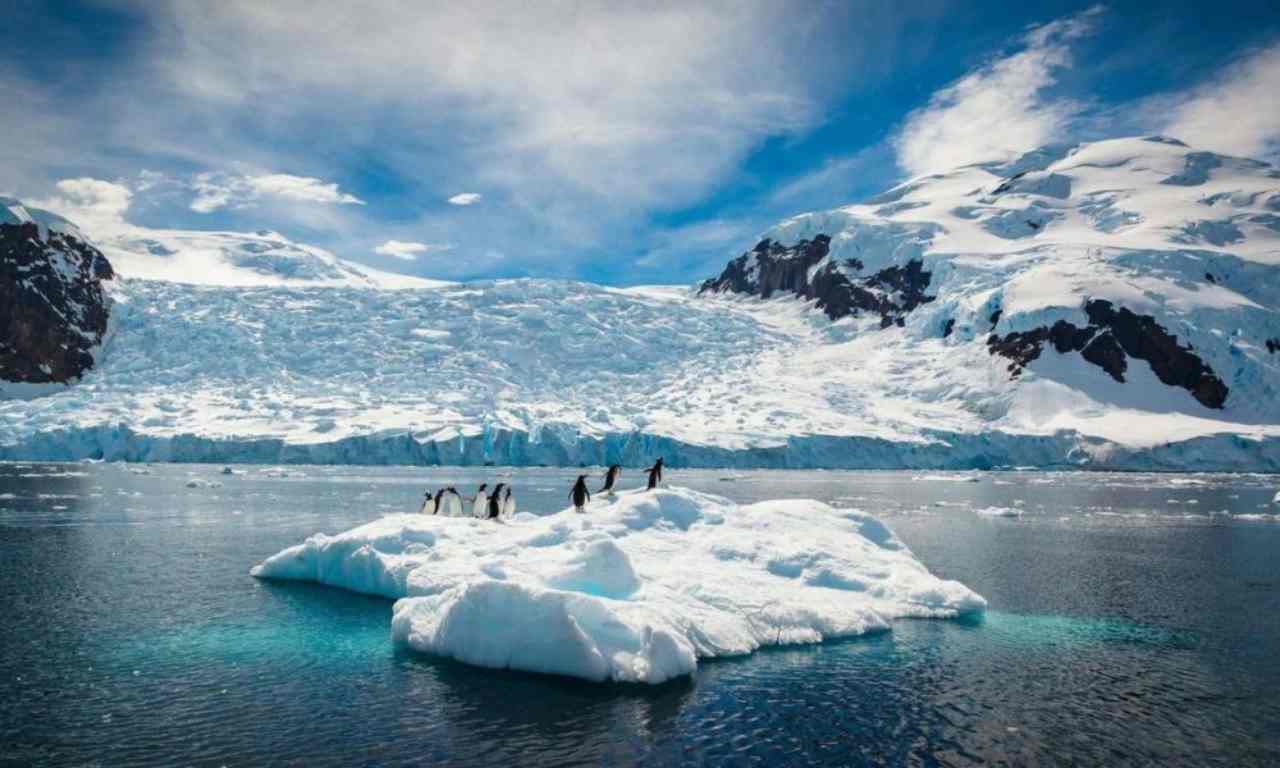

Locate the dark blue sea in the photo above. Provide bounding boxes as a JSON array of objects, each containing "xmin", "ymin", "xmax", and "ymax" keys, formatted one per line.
[{"xmin": 2, "ymin": 463, "xmax": 1278, "ymax": 766}]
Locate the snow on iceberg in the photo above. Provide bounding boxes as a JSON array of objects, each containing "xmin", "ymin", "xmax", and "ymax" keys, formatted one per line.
[
  {"xmin": 975, "ymin": 506, "xmax": 1024, "ymax": 518},
  {"xmin": 251, "ymin": 487, "xmax": 985, "ymax": 683}
]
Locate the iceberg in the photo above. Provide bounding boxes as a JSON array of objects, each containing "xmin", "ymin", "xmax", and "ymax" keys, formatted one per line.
[{"xmin": 252, "ymin": 487, "xmax": 985, "ymax": 683}]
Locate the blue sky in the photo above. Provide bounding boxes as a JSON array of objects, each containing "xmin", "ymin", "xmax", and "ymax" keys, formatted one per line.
[{"xmin": 3, "ymin": 1, "xmax": 1279, "ymax": 285}]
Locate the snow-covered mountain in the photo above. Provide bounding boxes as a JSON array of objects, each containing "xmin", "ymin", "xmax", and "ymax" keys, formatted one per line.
[
  {"xmin": 3, "ymin": 137, "xmax": 1279, "ymax": 470},
  {"xmin": 96, "ymin": 226, "xmax": 444, "ymax": 289}
]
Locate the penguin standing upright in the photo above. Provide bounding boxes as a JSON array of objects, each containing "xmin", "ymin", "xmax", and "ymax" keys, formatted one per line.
[
  {"xmin": 445, "ymin": 487, "xmax": 463, "ymax": 516},
  {"xmin": 653, "ymin": 457, "xmax": 665, "ymax": 486},
  {"xmin": 471, "ymin": 483, "xmax": 488, "ymax": 518},
  {"xmin": 487, "ymin": 483, "xmax": 506, "ymax": 520},
  {"xmin": 429, "ymin": 489, "xmax": 445, "ymax": 514},
  {"xmin": 419, "ymin": 490, "xmax": 436, "ymax": 515},
  {"xmin": 599, "ymin": 465, "xmax": 621, "ymax": 496},
  {"xmin": 503, "ymin": 486, "xmax": 516, "ymax": 517},
  {"xmin": 570, "ymin": 475, "xmax": 591, "ymax": 513},
  {"xmin": 646, "ymin": 463, "xmax": 660, "ymax": 490}
]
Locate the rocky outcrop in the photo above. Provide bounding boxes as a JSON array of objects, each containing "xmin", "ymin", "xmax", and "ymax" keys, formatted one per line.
[
  {"xmin": 987, "ymin": 300, "xmax": 1228, "ymax": 409},
  {"xmin": 699, "ymin": 236, "xmax": 935, "ymax": 326},
  {"xmin": 1, "ymin": 220, "xmax": 114, "ymax": 386},
  {"xmin": 1267, "ymin": 338, "xmax": 1279, "ymax": 354}
]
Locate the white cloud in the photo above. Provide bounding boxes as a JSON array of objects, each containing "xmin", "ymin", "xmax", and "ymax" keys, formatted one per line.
[
  {"xmin": 893, "ymin": 6, "xmax": 1103, "ymax": 177},
  {"xmin": 251, "ymin": 174, "xmax": 364, "ymax": 205},
  {"xmin": 31, "ymin": 178, "xmax": 133, "ymax": 235},
  {"xmin": 447, "ymin": 192, "xmax": 482, "ymax": 206},
  {"xmin": 1161, "ymin": 43, "xmax": 1280, "ymax": 160},
  {"xmin": 373, "ymin": 240, "xmax": 450, "ymax": 260},
  {"xmin": 190, "ymin": 172, "xmax": 364, "ymax": 213}
]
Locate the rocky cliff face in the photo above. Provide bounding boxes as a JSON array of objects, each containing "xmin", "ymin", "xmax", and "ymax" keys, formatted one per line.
[
  {"xmin": 987, "ymin": 300, "xmax": 1229, "ymax": 409},
  {"xmin": 698, "ymin": 235, "xmax": 935, "ymax": 327},
  {"xmin": 1, "ymin": 200, "xmax": 114, "ymax": 388}
]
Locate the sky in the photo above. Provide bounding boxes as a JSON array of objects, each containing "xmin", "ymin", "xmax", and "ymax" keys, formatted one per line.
[{"xmin": 2, "ymin": 0, "xmax": 1279, "ymax": 285}]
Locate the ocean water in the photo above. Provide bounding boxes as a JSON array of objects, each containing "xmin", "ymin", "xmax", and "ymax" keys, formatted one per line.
[{"xmin": 1, "ymin": 463, "xmax": 1278, "ymax": 767}]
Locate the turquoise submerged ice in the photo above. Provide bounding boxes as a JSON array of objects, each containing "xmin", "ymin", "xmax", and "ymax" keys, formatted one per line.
[{"xmin": 252, "ymin": 487, "xmax": 986, "ymax": 683}]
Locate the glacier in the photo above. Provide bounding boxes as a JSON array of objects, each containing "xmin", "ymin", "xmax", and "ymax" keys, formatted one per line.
[
  {"xmin": 251, "ymin": 487, "xmax": 986, "ymax": 683},
  {"xmin": 3, "ymin": 136, "xmax": 1280, "ymax": 471}
]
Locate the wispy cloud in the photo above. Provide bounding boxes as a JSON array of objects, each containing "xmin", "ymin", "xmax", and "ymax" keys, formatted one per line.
[
  {"xmin": 31, "ymin": 178, "xmax": 133, "ymax": 235},
  {"xmin": 373, "ymin": 240, "xmax": 450, "ymax": 261},
  {"xmin": 190, "ymin": 172, "xmax": 364, "ymax": 213},
  {"xmin": 893, "ymin": 5, "xmax": 1104, "ymax": 177},
  {"xmin": 1160, "ymin": 42, "xmax": 1280, "ymax": 160},
  {"xmin": 447, "ymin": 193, "xmax": 482, "ymax": 206}
]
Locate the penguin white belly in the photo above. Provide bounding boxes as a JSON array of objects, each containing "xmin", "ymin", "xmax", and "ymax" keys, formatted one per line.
[
  {"xmin": 446, "ymin": 495, "xmax": 461, "ymax": 517},
  {"xmin": 472, "ymin": 498, "xmax": 485, "ymax": 518},
  {"xmin": 503, "ymin": 497, "xmax": 516, "ymax": 517},
  {"xmin": 419, "ymin": 498, "xmax": 433, "ymax": 515}
]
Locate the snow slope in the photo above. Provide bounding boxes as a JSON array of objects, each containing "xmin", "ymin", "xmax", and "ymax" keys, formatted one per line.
[
  {"xmin": 252, "ymin": 487, "xmax": 985, "ymax": 683},
  {"xmin": 97, "ymin": 226, "xmax": 444, "ymax": 289},
  {"xmin": 3, "ymin": 136, "xmax": 1280, "ymax": 469}
]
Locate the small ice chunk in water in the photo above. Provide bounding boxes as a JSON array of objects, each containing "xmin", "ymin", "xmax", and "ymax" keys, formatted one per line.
[{"xmin": 975, "ymin": 506, "xmax": 1024, "ymax": 518}]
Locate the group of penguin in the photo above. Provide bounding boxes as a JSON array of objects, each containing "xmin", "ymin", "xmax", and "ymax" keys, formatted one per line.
[
  {"xmin": 419, "ymin": 458, "xmax": 665, "ymax": 520},
  {"xmin": 568, "ymin": 458, "xmax": 664, "ymax": 512},
  {"xmin": 420, "ymin": 483, "xmax": 517, "ymax": 519}
]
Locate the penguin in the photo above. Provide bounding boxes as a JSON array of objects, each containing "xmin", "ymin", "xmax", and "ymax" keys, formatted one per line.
[
  {"xmin": 503, "ymin": 486, "xmax": 516, "ymax": 517},
  {"xmin": 471, "ymin": 483, "xmax": 488, "ymax": 518},
  {"xmin": 599, "ymin": 464, "xmax": 621, "ymax": 496},
  {"xmin": 487, "ymin": 483, "xmax": 506, "ymax": 520},
  {"xmin": 646, "ymin": 463, "xmax": 660, "ymax": 490},
  {"xmin": 653, "ymin": 457, "xmax": 665, "ymax": 486},
  {"xmin": 570, "ymin": 475, "xmax": 591, "ymax": 513},
  {"xmin": 444, "ymin": 486, "xmax": 463, "ymax": 517},
  {"xmin": 419, "ymin": 490, "xmax": 435, "ymax": 515}
]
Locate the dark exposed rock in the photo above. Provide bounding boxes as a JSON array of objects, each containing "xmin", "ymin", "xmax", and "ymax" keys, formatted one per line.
[
  {"xmin": 1, "ymin": 221, "xmax": 114, "ymax": 386},
  {"xmin": 991, "ymin": 171, "xmax": 1028, "ymax": 195},
  {"xmin": 989, "ymin": 310, "xmax": 1002, "ymax": 328},
  {"xmin": 1205, "ymin": 272, "xmax": 1216, "ymax": 283},
  {"xmin": 1268, "ymin": 338, "xmax": 1280, "ymax": 354},
  {"xmin": 1080, "ymin": 332, "xmax": 1126, "ymax": 381},
  {"xmin": 699, "ymin": 236, "xmax": 831, "ymax": 299},
  {"xmin": 699, "ymin": 236, "xmax": 935, "ymax": 326},
  {"xmin": 1161, "ymin": 151, "xmax": 1221, "ymax": 186},
  {"xmin": 942, "ymin": 318, "xmax": 955, "ymax": 338},
  {"xmin": 987, "ymin": 300, "xmax": 1229, "ymax": 409}
]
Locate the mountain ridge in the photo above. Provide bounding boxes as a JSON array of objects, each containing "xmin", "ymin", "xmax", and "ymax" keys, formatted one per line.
[{"xmin": 3, "ymin": 136, "xmax": 1279, "ymax": 470}]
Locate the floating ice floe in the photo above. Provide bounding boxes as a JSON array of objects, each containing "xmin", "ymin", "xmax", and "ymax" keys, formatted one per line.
[
  {"xmin": 975, "ymin": 506, "xmax": 1024, "ymax": 518},
  {"xmin": 252, "ymin": 487, "xmax": 985, "ymax": 684},
  {"xmin": 185, "ymin": 479, "xmax": 223, "ymax": 489}
]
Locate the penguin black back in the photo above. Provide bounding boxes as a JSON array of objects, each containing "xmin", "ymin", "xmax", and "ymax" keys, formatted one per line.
[
  {"xmin": 600, "ymin": 464, "xmax": 621, "ymax": 493},
  {"xmin": 646, "ymin": 464, "xmax": 660, "ymax": 490},
  {"xmin": 432, "ymin": 488, "xmax": 444, "ymax": 514},
  {"xmin": 487, "ymin": 483, "xmax": 506, "ymax": 519},
  {"xmin": 571, "ymin": 475, "xmax": 590, "ymax": 508}
]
